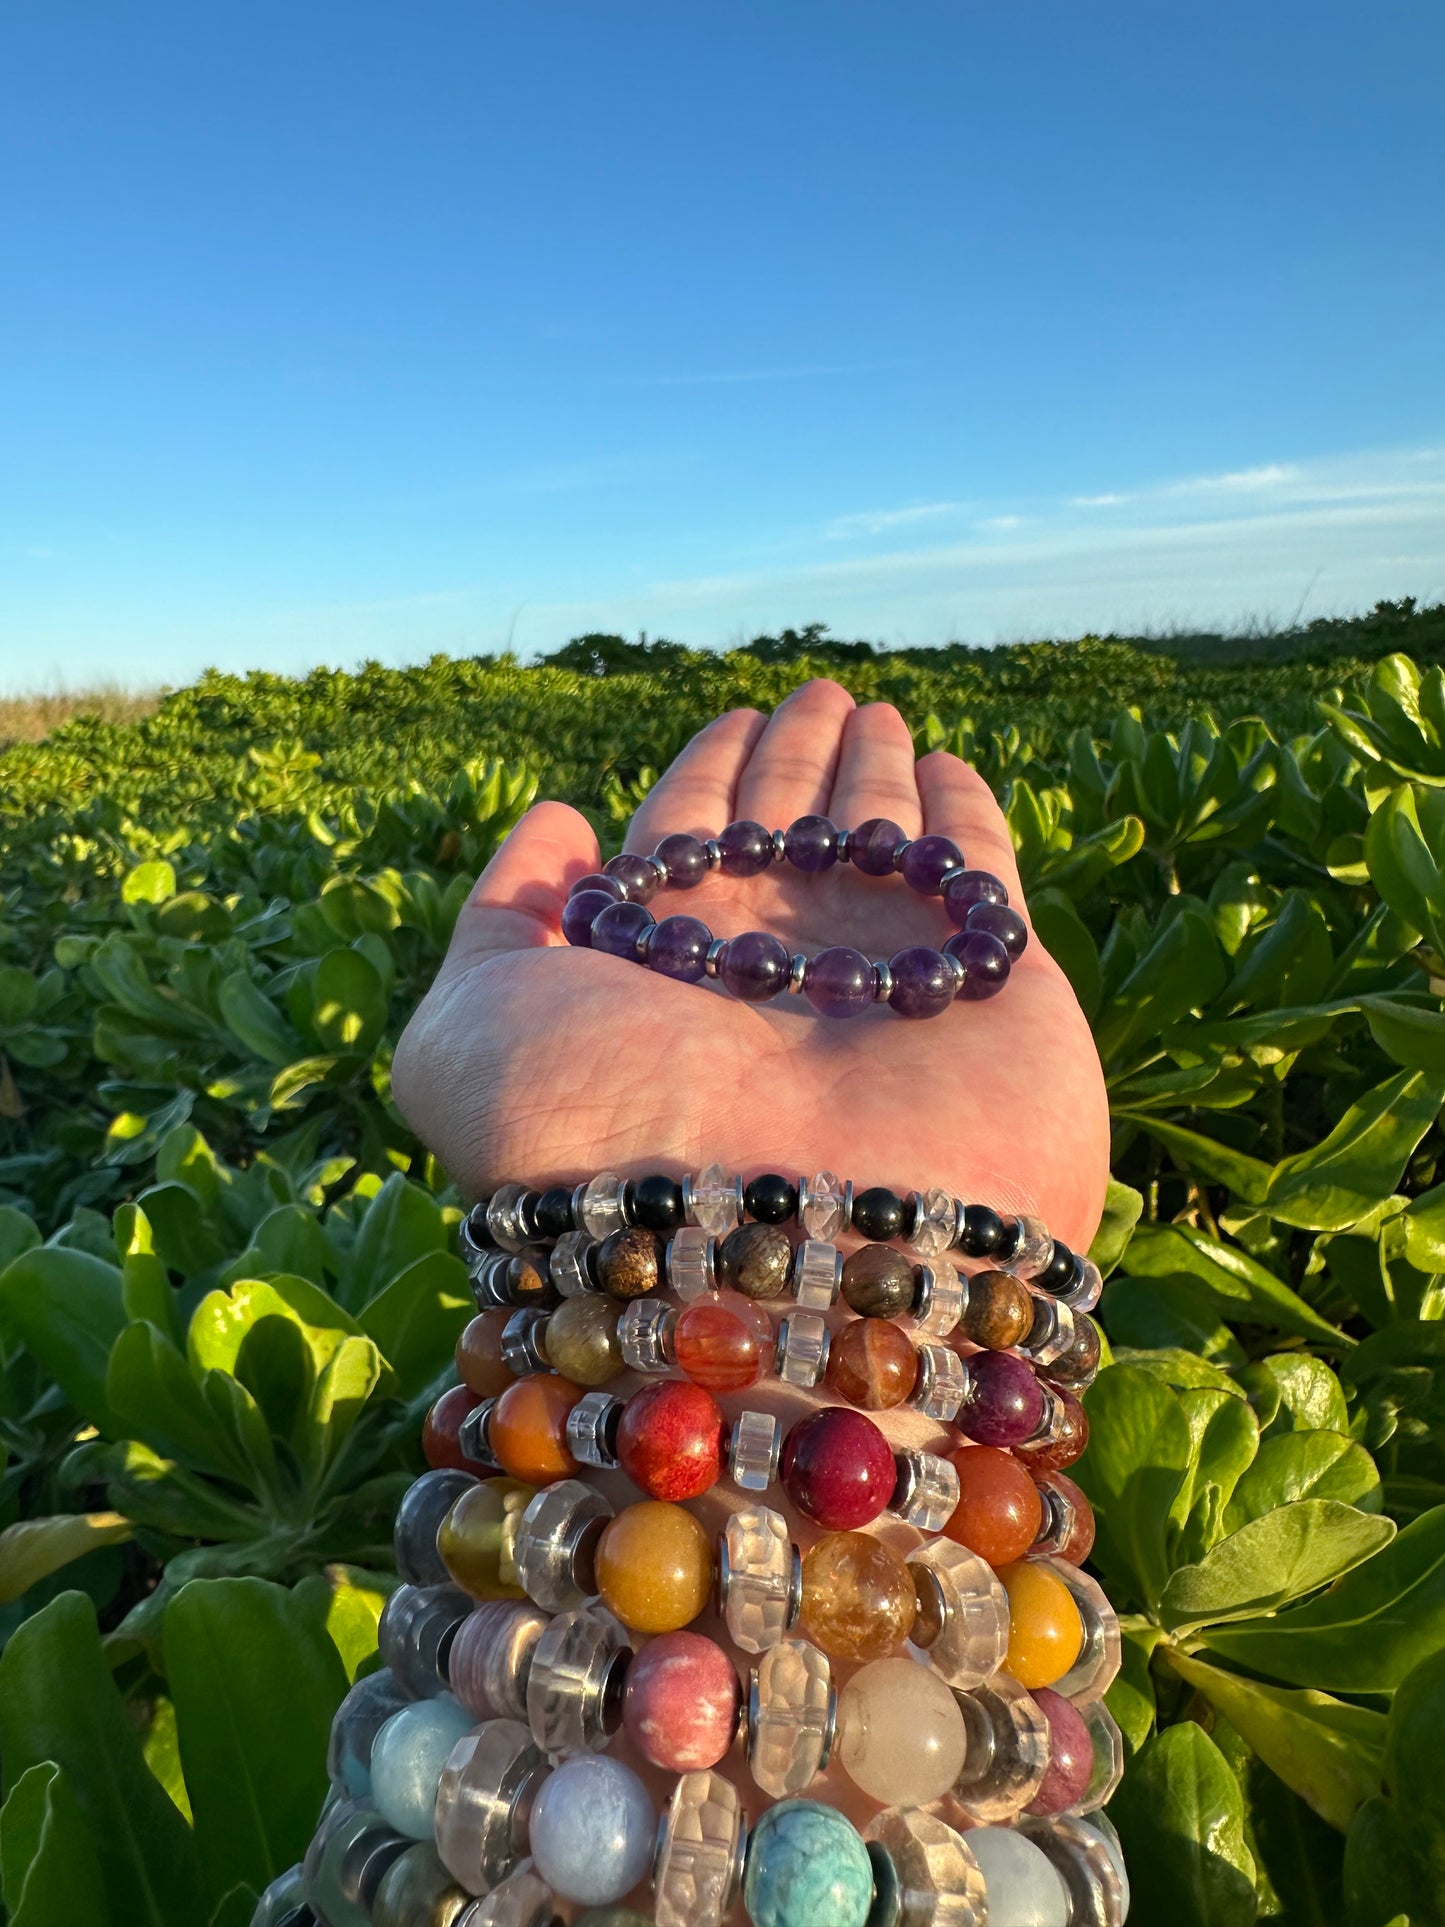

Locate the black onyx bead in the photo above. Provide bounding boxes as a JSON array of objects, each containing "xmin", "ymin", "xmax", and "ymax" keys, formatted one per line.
[
  {"xmin": 956, "ymin": 1203, "xmax": 1006, "ymax": 1258},
  {"xmin": 852, "ymin": 1186, "xmax": 906, "ymax": 1241},
  {"xmin": 1037, "ymin": 1241, "xmax": 1076, "ymax": 1293},
  {"xmin": 534, "ymin": 1187, "xmax": 575, "ymax": 1238},
  {"xmin": 994, "ymin": 1217, "xmax": 1024, "ymax": 1264},
  {"xmin": 466, "ymin": 1202, "xmax": 498, "ymax": 1250},
  {"xmin": 745, "ymin": 1173, "xmax": 798, "ymax": 1224},
  {"xmin": 632, "ymin": 1174, "xmax": 686, "ymax": 1232}
]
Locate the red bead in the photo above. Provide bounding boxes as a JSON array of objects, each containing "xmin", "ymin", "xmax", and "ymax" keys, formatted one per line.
[
  {"xmin": 422, "ymin": 1384, "xmax": 485, "ymax": 1471},
  {"xmin": 673, "ymin": 1294, "xmax": 771, "ymax": 1392},
  {"xmin": 616, "ymin": 1381, "xmax": 725, "ymax": 1503},
  {"xmin": 1017, "ymin": 1388, "xmax": 1089, "ymax": 1474},
  {"xmin": 781, "ymin": 1407, "xmax": 896, "ymax": 1530}
]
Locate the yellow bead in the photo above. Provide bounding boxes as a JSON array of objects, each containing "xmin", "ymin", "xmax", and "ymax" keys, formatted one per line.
[
  {"xmin": 999, "ymin": 1560, "xmax": 1083, "ymax": 1689},
  {"xmin": 595, "ymin": 1500, "xmax": 714, "ymax": 1634},
  {"xmin": 438, "ymin": 1478, "xmax": 534, "ymax": 1598}
]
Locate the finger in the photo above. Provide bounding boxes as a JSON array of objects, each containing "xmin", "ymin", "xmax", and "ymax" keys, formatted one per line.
[
  {"xmin": 915, "ymin": 750, "xmax": 1025, "ymax": 901},
  {"xmin": 624, "ymin": 706, "xmax": 766, "ymax": 852},
  {"xmin": 732, "ymin": 678, "xmax": 856, "ymax": 829},
  {"xmin": 441, "ymin": 799, "xmax": 599, "ymax": 977},
  {"xmin": 826, "ymin": 701, "xmax": 924, "ymax": 837}
]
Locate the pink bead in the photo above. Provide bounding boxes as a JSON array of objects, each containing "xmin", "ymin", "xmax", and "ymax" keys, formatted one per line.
[{"xmin": 622, "ymin": 1631, "xmax": 741, "ymax": 1771}]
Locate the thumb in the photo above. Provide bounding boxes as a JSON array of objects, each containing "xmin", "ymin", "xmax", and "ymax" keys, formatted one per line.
[{"xmin": 440, "ymin": 799, "xmax": 600, "ymax": 977}]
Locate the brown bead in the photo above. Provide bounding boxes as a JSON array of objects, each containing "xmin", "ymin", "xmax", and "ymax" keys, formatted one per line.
[
  {"xmin": 798, "ymin": 1531, "xmax": 917, "ymax": 1662},
  {"xmin": 718, "ymin": 1222, "xmax": 792, "ymax": 1300},
  {"xmin": 597, "ymin": 1226, "xmax": 662, "ymax": 1299},
  {"xmin": 455, "ymin": 1310, "xmax": 514, "ymax": 1399},
  {"xmin": 841, "ymin": 1245, "xmax": 915, "ymax": 1319},
  {"xmin": 543, "ymin": 1294, "xmax": 622, "ymax": 1387},
  {"xmin": 1016, "ymin": 1387, "xmax": 1089, "ymax": 1473},
  {"xmin": 959, "ymin": 1270, "xmax": 1034, "ymax": 1349},
  {"xmin": 826, "ymin": 1319, "xmax": 918, "ymax": 1410},
  {"xmin": 506, "ymin": 1244, "xmax": 555, "ymax": 1309}
]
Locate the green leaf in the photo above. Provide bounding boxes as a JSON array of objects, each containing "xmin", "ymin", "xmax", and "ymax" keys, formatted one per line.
[
  {"xmin": 1236, "ymin": 1354, "xmax": 1349, "ymax": 1437},
  {"xmin": 0, "ymin": 1763, "xmax": 112, "ymax": 1925},
  {"xmin": 0, "ymin": 1512, "xmax": 133, "ymax": 1603},
  {"xmin": 359, "ymin": 1249, "xmax": 471, "ymax": 1396},
  {"xmin": 1109, "ymin": 1722, "xmax": 1258, "ymax": 1927},
  {"xmin": 1088, "ymin": 1177, "xmax": 1144, "ymax": 1278},
  {"xmin": 217, "ymin": 971, "xmax": 301, "ymax": 1069},
  {"xmin": 0, "ymin": 967, "xmax": 40, "ymax": 1028},
  {"xmin": 1226, "ymin": 1431, "xmax": 1383, "ymax": 1530},
  {"xmin": 315, "ymin": 1565, "xmax": 393, "ymax": 1681},
  {"xmin": 121, "ymin": 861, "xmax": 177, "ymax": 907},
  {"xmin": 1118, "ymin": 1111, "xmax": 1274, "ymax": 1206},
  {"xmin": 339, "ymin": 1172, "xmax": 447, "ymax": 1311},
  {"xmin": 1160, "ymin": 1500, "xmax": 1395, "ymax": 1631},
  {"xmin": 108, "ymin": 1321, "xmax": 252, "ymax": 1483},
  {"xmin": 300, "ymin": 1335, "xmax": 384, "ymax": 1480},
  {"xmin": 1360, "ymin": 994, "xmax": 1445, "ymax": 1074},
  {"xmin": 1073, "ymin": 1365, "xmax": 1193, "ymax": 1608},
  {"xmin": 1119, "ymin": 1219, "xmax": 1349, "ymax": 1346},
  {"xmin": 1170, "ymin": 1388, "xmax": 1260, "ymax": 1562},
  {"xmin": 310, "ymin": 948, "xmax": 386, "ymax": 1056},
  {"xmin": 1103, "ymin": 1274, "xmax": 1246, "ymax": 1360},
  {"xmin": 1108, "ymin": 1618, "xmax": 1164, "ymax": 1754},
  {"xmin": 0, "ymin": 1246, "xmax": 126, "ymax": 1432},
  {"xmin": 0, "ymin": 1205, "xmax": 40, "ymax": 1273},
  {"xmin": 1267, "ymin": 1071, "xmax": 1445, "ymax": 1232},
  {"xmin": 1344, "ymin": 1649, "xmax": 1445, "ymax": 1926}
]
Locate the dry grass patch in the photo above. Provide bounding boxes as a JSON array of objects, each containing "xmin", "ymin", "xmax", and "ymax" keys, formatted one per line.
[{"xmin": 0, "ymin": 684, "xmax": 162, "ymax": 750}]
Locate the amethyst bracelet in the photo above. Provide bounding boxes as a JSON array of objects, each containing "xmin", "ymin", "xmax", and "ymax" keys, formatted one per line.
[{"xmin": 560, "ymin": 815, "xmax": 1027, "ymax": 1020}]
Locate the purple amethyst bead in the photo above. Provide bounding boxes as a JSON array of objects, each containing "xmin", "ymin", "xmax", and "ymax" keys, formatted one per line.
[
  {"xmin": 941, "ymin": 868, "xmax": 1009, "ymax": 922},
  {"xmin": 603, "ymin": 852, "xmax": 660, "ymax": 905},
  {"xmin": 944, "ymin": 929, "xmax": 1012, "ymax": 1000},
  {"xmin": 648, "ymin": 914, "xmax": 712, "ymax": 982},
  {"xmin": 719, "ymin": 931, "xmax": 791, "ymax": 1003},
  {"xmin": 804, "ymin": 945, "xmax": 875, "ymax": 1019},
  {"xmin": 562, "ymin": 887, "xmax": 621, "ymax": 948},
  {"xmin": 717, "ymin": 820, "xmax": 774, "ymax": 877},
  {"xmin": 569, "ymin": 871, "xmax": 626, "ymax": 903},
  {"xmin": 898, "ymin": 834, "xmax": 964, "ymax": 896},
  {"xmin": 850, "ymin": 817, "xmax": 908, "ymax": 877},
  {"xmin": 959, "ymin": 1350, "xmax": 1045, "ymax": 1446},
  {"xmin": 655, "ymin": 832, "xmax": 709, "ymax": 888},
  {"xmin": 591, "ymin": 899, "xmax": 655, "ymax": 961},
  {"xmin": 887, "ymin": 946, "xmax": 957, "ymax": 1020},
  {"xmin": 965, "ymin": 900, "xmax": 1029, "ymax": 959},
  {"xmin": 783, "ymin": 814, "xmax": 839, "ymax": 873}
]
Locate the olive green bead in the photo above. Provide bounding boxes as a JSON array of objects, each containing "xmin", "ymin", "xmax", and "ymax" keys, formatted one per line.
[
  {"xmin": 719, "ymin": 1222, "xmax": 792, "ymax": 1299},
  {"xmin": 841, "ymin": 1244, "xmax": 915, "ymax": 1318},
  {"xmin": 544, "ymin": 1294, "xmax": 622, "ymax": 1386}
]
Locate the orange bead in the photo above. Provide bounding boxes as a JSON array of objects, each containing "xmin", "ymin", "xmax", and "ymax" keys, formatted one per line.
[
  {"xmin": 594, "ymin": 1500, "xmax": 714, "ymax": 1634},
  {"xmin": 999, "ymin": 1560, "xmax": 1083, "ymax": 1689},
  {"xmin": 945, "ymin": 1445, "xmax": 1043, "ymax": 1567},
  {"xmin": 455, "ymin": 1310, "xmax": 514, "ymax": 1399},
  {"xmin": 489, "ymin": 1374, "xmax": 583, "ymax": 1486}
]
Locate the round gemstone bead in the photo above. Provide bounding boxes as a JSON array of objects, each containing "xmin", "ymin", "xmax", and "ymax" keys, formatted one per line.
[
  {"xmin": 423, "ymin": 1385, "xmax": 486, "ymax": 1472},
  {"xmin": 1027, "ymin": 1688, "xmax": 1095, "ymax": 1816},
  {"xmin": 596, "ymin": 1226, "xmax": 662, "ymax": 1298},
  {"xmin": 602, "ymin": 852, "xmax": 660, "ymax": 904},
  {"xmin": 569, "ymin": 871, "xmax": 622, "ymax": 900},
  {"xmin": 834, "ymin": 1656, "xmax": 968, "ymax": 1806},
  {"xmin": 956, "ymin": 1203, "xmax": 1006, "ymax": 1257},
  {"xmin": 899, "ymin": 834, "xmax": 963, "ymax": 895},
  {"xmin": 781, "ymin": 1407, "xmax": 895, "ymax": 1529},
  {"xmin": 370, "ymin": 1696, "xmax": 475, "ymax": 1839},
  {"xmin": 783, "ymin": 813, "xmax": 840, "ymax": 871},
  {"xmin": 744, "ymin": 1173, "xmax": 798, "ymax": 1223},
  {"xmin": 655, "ymin": 832, "xmax": 708, "ymax": 887},
  {"xmin": 594, "ymin": 1500, "xmax": 714, "ymax": 1634},
  {"xmin": 798, "ymin": 1531, "xmax": 916, "ymax": 1662},
  {"xmin": 370, "ymin": 1840, "xmax": 473, "ymax": 1927},
  {"xmin": 960, "ymin": 1351, "xmax": 1046, "ymax": 1447},
  {"xmin": 1017, "ymin": 1388, "xmax": 1090, "ymax": 1474},
  {"xmin": 850, "ymin": 816, "xmax": 908, "ymax": 876},
  {"xmin": 621, "ymin": 1630, "xmax": 741, "ymax": 1771},
  {"xmin": 942, "ymin": 868, "xmax": 1009, "ymax": 920},
  {"xmin": 804, "ymin": 944, "xmax": 875, "ymax": 1018},
  {"xmin": 840, "ymin": 1244, "xmax": 914, "ymax": 1318},
  {"xmin": 966, "ymin": 899, "xmax": 1029, "ymax": 959},
  {"xmin": 591, "ymin": 899, "xmax": 654, "ymax": 960},
  {"xmin": 528, "ymin": 1754, "xmax": 655, "ymax": 1908},
  {"xmin": 328, "ymin": 1668, "xmax": 412, "ymax": 1798},
  {"xmin": 719, "ymin": 930, "xmax": 791, "ymax": 1002},
  {"xmin": 966, "ymin": 1827, "xmax": 1069, "ymax": 1927},
  {"xmin": 673, "ymin": 1293, "xmax": 771, "ymax": 1391},
  {"xmin": 1000, "ymin": 1561, "xmax": 1085, "ymax": 1689},
  {"xmin": 743, "ymin": 1799, "xmax": 874, "ymax": 1927},
  {"xmin": 1050, "ymin": 1314, "xmax": 1103, "ymax": 1391},
  {"xmin": 616, "ymin": 1380, "xmax": 724, "ymax": 1502},
  {"xmin": 448, "ymin": 1600, "xmax": 548, "ymax": 1721},
  {"xmin": 717, "ymin": 818, "xmax": 773, "ymax": 876},
  {"xmin": 438, "ymin": 1479, "xmax": 533, "ymax": 1599},
  {"xmin": 535, "ymin": 1185, "xmax": 576, "ymax": 1237},
  {"xmin": 945, "ymin": 928, "xmax": 1011, "ymax": 1000},
  {"xmin": 946, "ymin": 1445, "xmax": 1044, "ymax": 1566},
  {"xmin": 718, "ymin": 1222, "xmax": 792, "ymax": 1299},
  {"xmin": 489, "ymin": 1376, "xmax": 583, "ymax": 1486},
  {"xmin": 563, "ymin": 887, "xmax": 623, "ymax": 948},
  {"xmin": 888, "ymin": 946, "xmax": 957, "ymax": 1019},
  {"xmin": 850, "ymin": 1185, "xmax": 906, "ymax": 1240},
  {"xmin": 631, "ymin": 1174, "xmax": 686, "ymax": 1231},
  {"xmin": 648, "ymin": 914, "xmax": 712, "ymax": 982},
  {"xmin": 543, "ymin": 1295, "xmax": 622, "ymax": 1388},
  {"xmin": 825, "ymin": 1318, "xmax": 917, "ymax": 1410},
  {"xmin": 960, "ymin": 1270, "xmax": 1035, "ymax": 1349}
]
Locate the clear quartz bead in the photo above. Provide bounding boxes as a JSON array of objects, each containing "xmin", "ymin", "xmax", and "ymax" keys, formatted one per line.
[
  {"xmin": 458, "ymin": 1209, "xmax": 492, "ymax": 1279},
  {"xmin": 550, "ymin": 1231, "xmax": 599, "ymax": 1298},
  {"xmin": 1033, "ymin": 1477, "xmax": 1086, "ymax": 1558},
  {"xmin": 909, "ymin": 1187, "xmax": 957, "ymax": 1258},
  {"xmin": 434, "ymin": 1721, "xmax": 550, "ymax": 1896},
  {"xmin": 371, "ymin": 1841, "xmax": 475, "ymax": 1927},
  {"xmin": 501, "ymin": 1309, "xmax": 550, "ymax": 1376},
  {"xmin": 653, "ymin": 1770, "xmax": 748, "ymax": 1927},
  {"xmin": 565, "ymin": 1391, "xmax": 622, "ymax": 1469},
  {"xmin": 911, "ymin": 1344, "xmax": 966, "ymax": 1421},
  {"xmin": 578, "ymin": 1172, "xmax": 627, "ymax": 1240},
  {"xmin": 618, "ymin": 1297, "xmax": 678, "ymax": 1372},
  {"xmin": 667, "ymin": 1227, "xmax": 717, "ymax": 1302},
  {"xmin": 1072, "ymin": 1701, "xmax": 1126, "ymax": 1814},
  {"xmin": 1049, "ymin": 1562, "xmax": 1122, "ymax": 1703},
  {"xmin": 863, "ymin": 1807, "xmax": 988, "ymax": 1926},
  {"xmin": 377, "ymin": 1584, "xmax": 474, "ymax": 1699},
  {"xmin": 889, "ymin": 1449, "xmax": 961, "ymax": 1532},
  {"xmin": 727, "ymin": 1410, "xmax": 781, "ymax": 1491},
  {"xmin": 1007, "ymin": 1215, "xmax": 1054, "ymax": 1280},
  {"xmin": 525, "ymin": 1602, "xmax": 631, "ymax": 1756},
  {"xmin": 470, "ymin": 1253, "xmax": 512, "ymax": 1311},
  {"xmin": 718, "ymin": 1506, "xmax": 799, "ymax": 1653},
  {"xmin": 791, "ymin": 1239, "xmax": 842, "ymax": 1310},
  {"xmin": 907, "ymin": 1262, "xmax": 964, "ymax": 1339},
  {"xmin": 456, "ymin": 1401, "xmax": 499, "ymax": 1470},
  {"xmin": 747, "ymin": 1639, "xmax": 835, "ymax": 1797},
  {"xmin": 486, "ymin": 1183, "xmax": 532, "ymax": 1255},
  {"xmin": 1018, "ymin": 1814, "xmax": 1128, "ymax": 1927},
  {"xmin": 684, "ymin": 1164, "xmax": 743, "ymax": 1236},
  {"xmin": 1020, "ymin": 1295, "xmax": 1077, "ymax": 1368},
  {"xmin": 465, "ymin": 1860, "xmax": 558, "ymax": 1927},
  {"xmin": 1061, "ymin": 1255, "xmax": 1104, "ymax": 1312},
  {"xmin": 906, "ymin": 1541, "xmax": 1010, "ymax": 1690},
  {"xmin": 798, "ymin": 1171, "xmax": 848, "ymax": 1240},
  {"xmin": 949, "ymin": 1674, "xmax": 1050, "ymax": 1822},
  {"xmin": 514, "ymin": 1480, "xmax": 613, "ymax": 1612},
  {"xmin": 449, "ymin": 1601, "xmax": 549, "ymax": 1722},
  {"xmin": 775, "ymin": 1312, "xmax": 830, "ymax": 1388},
  {"xmin": 303, "ymin": 1801, "xmax": 407, "ymax": 1927}
]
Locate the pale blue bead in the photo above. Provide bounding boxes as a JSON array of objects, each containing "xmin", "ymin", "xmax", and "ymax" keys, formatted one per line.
[
  {"xmin": 742, "ymin": 1799, "xmax": 873, "ymax": 1927},
  {"xmin": 370, "ymin": 1696, "xmax": 475, "ymax": 1840},
  {"xmin": 967, "ymin": 1827, "xmax": 1070, "ymax": 1927},
  {"xmin": 528, "ymin": 1755, "xmax": 656, "ymax": 1907}
]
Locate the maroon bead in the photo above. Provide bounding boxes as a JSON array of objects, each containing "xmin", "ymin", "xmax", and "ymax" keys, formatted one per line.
[
  {"xmin": 719, "ymin": 930, "xmax": 791, "ymax": 1003},
  {"xmin": 649, "ymin": 914, "xmax": 712, "ymax": 983},
  {"xmin": 655, "ymin": 832, "xmax": 709, "ymax": 888},
  {"xmin": 562, "ymin": 887, "xmax": 621, "ymax": 948},
  {"xmin": 1049, "ymin": 1314, "xmax": 1102, "ymax": 1391},
  {"xmin": 591, "ymin": 899, "xmax": 655, "ymax": 961},
  {"xmin": 966, "ymin": 900, "xmax": 1029, "ymax": 959},
  {"xmin": 850, "ymin": 816, "xmax": 907, "ymax": 877},
  {"xmin": 603, "ymin": 851, "xmax": 660, "ymax": 904},
  {"xmin": 781, "ymin": 1407, "xmax": 896, "ymax": 1529},
  {"xmin": 783, "ymin": 814, "xmax": 839, "ymax": 872},
  {"xmin": 888, "ymin": 946, "xmax": 957, "ymax": 1020},
  {"xmin": 944, "ymin": 928, "xmax": 1011, "ymax": 1000},
  {"xmin": 805, "ymin": 945, "xmax": 875, "ymax": 1019},
  {"xmin": 717, "ymin": 819, "xmax": 773, "ymax": 876},
  {"xmin": 1017, "ymin": 1387, "xmax": 1089, "ymax": 1473},
  {"xmin": 1027, "ymin": 1688, "xmax": 1094, "ymax": 1815},
  {"xmin": 898, "ymin": 834, "xmax": 963, "ymax": 895},
  {"xmin": 1040, "ymin": 1470, "xmax": 1097, "ymax": 1566},
  {"xmin": 959, "ymin": 1351, "xmax": 1045, "ymax": 1447},
  {"xmin": 568, "ymin": 871, "xmax": 626, "ymax": 902},
  {"xmin": 616, "ymin": 1381, "xmax": 724, "ymax": 1502},
  {"xmin": 422, "ymin": 1384, "xmax": 485, "ymax": 1471}
]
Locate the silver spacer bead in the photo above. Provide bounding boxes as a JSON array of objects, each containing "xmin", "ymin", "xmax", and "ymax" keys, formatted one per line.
[
  {"xmin": 703, "ymin": 838, "xmax": 724, "ymax": 870},
  {"xmin": 645, "ymin": 853, "xmax": 669, "ymax": 885},
  {"xmin": 787, "ymin": 952, "xmax": 809, "ymax": 994},
  {"xmin": 636, "ymin": 924, "xmax": 655, "ymax": 962},
  {"xmin": 770, "ymin": 829, "xmax": 788, "ymax": 862},
  {"xmin": 834, "ymin": 827, "xmax": 853, "ymax": 863},
  {"xmin": 704, "ymin": 938, "xmax": 728, "ymax": 978},
  {"xmin": 941, "ymin": 948, "xmax": 967, "ymax": 993},
  {"xmin": 938, "ymin": 863, "xmax": 970, "ymax": 892},
  {"xmin": 872, "ymin": 960, "xmax": 893, "ymax": 1003},
  {"xmin": 892, "ymin": 838, "xmax": 912, "ymax": 872}
]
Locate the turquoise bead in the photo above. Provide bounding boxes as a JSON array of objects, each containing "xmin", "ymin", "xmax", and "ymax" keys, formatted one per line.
[
  {"xmin": 742, "ymin": 1799, "xmax": 873, "ymax": 1927},
  {"xmin": 370, "ymin": 1695, "xmax": 475, "ymax": 1840}
]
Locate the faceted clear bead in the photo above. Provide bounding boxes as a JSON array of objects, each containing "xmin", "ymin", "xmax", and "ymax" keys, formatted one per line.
[
  {"xmin": 465, "ymin": 1860, "xmax": 558, "ymax": 1927},
  {"xmin": 1007, "ymin": 1215, "xmax": 1054, "ymax": 1280},
  {"xmin": 906, "ymin": 1540, "xmax": 1010, "ymax": 1689},
  {"xmin": 526, "ymin": 1602, "xmax": 631, "ymax": 1756},
  {"xmin": 685, "ymin": 1164, "xmax": 743, "ymax": 1237},
  {"xmin": 565, "ymin": 1391, "xmax": 622, "ymax": 1469},
  {"xmin": 470, "ymin": 1253, "xmax": 513, "ymax": 1311},
  {"xmin": 1020, "ymin": 1295, "xmax": 1077, "ymax": 1368},
  {"xmin": 619, "ymin": 1297, "xmax": 678, "ymax": 1372},
  {"xmin": 718, "ymin": 1506, "xmax": 799, "ymax": 1653},
  {"xmin": 250, "ymin": 1862, "xmax": 308, "ymax": 1927},
  {"xmin": 791, "ymin": 1239, "xmax": 842, "ymax": 1310},
  {"xmin": 727, "ymin": 1410, "xmax": 781, "ymax": 1492},
  {"xmin": 909, "ymin": 1187, "xmax": 957, "ymax": 1258},
  {"xmin": 653, "ymin": 1769, "xmax": 748, "ymax": 1927},
  {"xmin": 1018, "ymin": 1814, "xmax": 1128, "ymax": 1927},
  {"xmin": 1049, "ymin": 1562, "xmax": 1122, "ymax": 1703},
  {"xmin": 748, "ymin": 1638, "xmax": 835, "ymax": 1797},
  {"xmin": 449, "ymin": 1601, "xmax": 549, "ymax": 1723},
  {"xmin": 377, "ymin": 1584, "xmax": 474, "ymax": 1699},
  {"xmin": 911, "ymin": 1344, "xmax": 966, "ymax": 1421},
  {"xmin": 579, "ymin": 1172, "xmax": 628, "ymax": 1241},
  {"xmin": 513, "ymin": 1480, "xmax": 613, "ymax": 1612},
  {"xmin": 456, "ymin": 1402, "xmax": 499, "ymax": 1470},
  {"xmin": 303, "ymin": 1800, "xmax": 407, "ymax": 1927},
  {"xmin": 1073, "ymin": 1701, "xmax": 1126, "ymax": 1814},
  {"xmin": 501, "ymin": 1309, "xmax": 550, "ymax": 1376},
  {"xmin": 889, "ymin": 1449, "xmax": 961, "ymax": 1532},
  {"xmin": 486, "ymin": 1183, "xmax": 532, "ymax": 1255},
  {"xmin": 907, "ymin": 1263, "xmax": 963, "ymax": 1339},
  {"xmin": 550, "ymin": 1231, "xmax": 599, "ymax": 1298},
  {"xmin": 950, "ymin": 1674, "xmax": 1051, "ymax": 1822},
  {"xmin": 798, "ymin": 1171, "xmax": 848, "ymax": 1240},
  {"xmin": 863, "ymin": 1807, "xmax": 987, "ymax": 1926},
  {"xmin": 434, "ymin": 1720, "xmax": 550, "ymax": 1896},
  {"xmin": 775, "ymin": 1311, "xmax": 830, "ymax": 1388},
  {"xmin": 1061, "ymin": 1255, "xmax": 1104, "ymax": 1312},
  {"xmin": 458, "ymin": 1209, "xmax": 492, "ymax": 1279},
  {"xmin": 667, "ymin": 1228, "xmax": 717, "ymax": 1302}
]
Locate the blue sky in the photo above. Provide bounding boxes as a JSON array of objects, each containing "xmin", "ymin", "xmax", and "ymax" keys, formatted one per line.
[{"xmin": 2, "ymin": 1, "xmax": 1443, "ymax": 685}]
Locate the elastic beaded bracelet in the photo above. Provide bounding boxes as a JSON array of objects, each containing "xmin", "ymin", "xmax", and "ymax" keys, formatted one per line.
[{"xmin": 560, "ymin": 814, "xmax": 1026, "ymax": 1019}]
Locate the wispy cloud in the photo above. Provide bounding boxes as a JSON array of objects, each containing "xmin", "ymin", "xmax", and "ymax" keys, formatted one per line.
[
  {"xmin": 977, "ymin": 515, "xmax": 1025, "ymax": 532},
  {"xmin": 826, "ymin": 501, "xmax": 970, "ymax": 540},
  {"xmin": 1074, "ymin": 462, "xmax": 1300, "ymax": 508}
]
